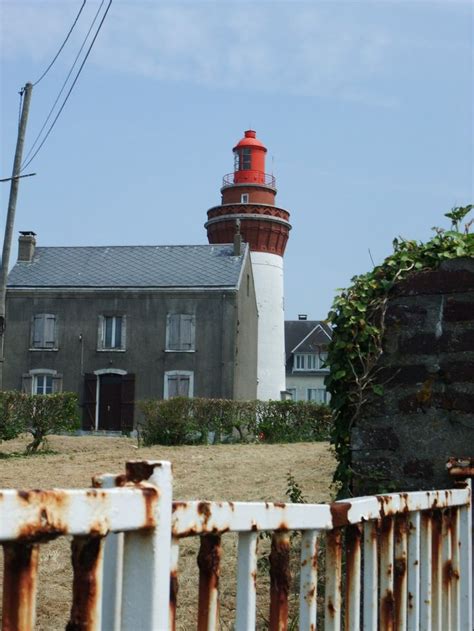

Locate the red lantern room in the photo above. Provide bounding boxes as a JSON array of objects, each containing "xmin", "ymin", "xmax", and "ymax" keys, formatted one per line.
[
  {"xmin": 232, "ymin": 130, "xmax": 267, "ymax": 185},
  {"xmin": 205, "ymin": 129, "xmax": 291, "ymax": 257}
]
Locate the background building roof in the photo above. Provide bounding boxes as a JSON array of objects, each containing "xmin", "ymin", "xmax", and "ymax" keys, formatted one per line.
[
  {"xmin": 285, "ymin": 320, "xmax": 332, "ymax": 360},
  {"xmin": 8, "ymin": 244, "xmax": 247, "ymax": 289}
]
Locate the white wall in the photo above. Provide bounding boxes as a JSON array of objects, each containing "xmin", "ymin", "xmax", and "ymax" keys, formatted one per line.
[
  {"xmin": 251, "ymin": 251, "xmax": 285, "ymax": 400},
  {"xmin": 286, "ymin": 373, "xmax": 329, "ymax": 402}
]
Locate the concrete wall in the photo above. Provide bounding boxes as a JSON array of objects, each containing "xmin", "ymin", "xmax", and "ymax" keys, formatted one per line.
[
  {"xmin": 4, "ymin": 282, "xmax": 258, "ymax": 425},
  {"xmin": 233, "ymin": 255, "xmax": 259, "ymax": 400},
  {"xmin": 351, "ymin": 257, "xmax": 474, "ymax": 494},
  {"xmin": 251, "ymin": 251, "xmax": 286, "ymax": 400}
]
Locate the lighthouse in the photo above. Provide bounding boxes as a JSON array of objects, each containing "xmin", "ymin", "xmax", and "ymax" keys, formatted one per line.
[{"xmin": 205, "ymin": 130, "xmax": 291, "ymax": 400}]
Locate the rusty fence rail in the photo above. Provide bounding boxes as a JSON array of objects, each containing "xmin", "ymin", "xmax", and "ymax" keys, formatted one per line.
[{"xmin": 0, "ymin": 460, "xmax": 472, "ymax": 631}]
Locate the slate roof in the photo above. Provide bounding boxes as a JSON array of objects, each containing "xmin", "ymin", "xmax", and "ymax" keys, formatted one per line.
[
  {"xmin": 285, "ymin": 320, "xmax": 332, "ymax": 360},
  {"xmin": 8, "ymin": 244, "xmax": 247, "ymax": 289}
]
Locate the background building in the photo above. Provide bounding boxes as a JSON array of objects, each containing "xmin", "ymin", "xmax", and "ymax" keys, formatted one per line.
[
  {"xmin": 285, "ymin": 316, "xmax": 331, "ymax": 403},
  {"xmin": 205, "ymin": 130, "xmax": 291, "ymax": 400},
  {"xmin": 5, "ymin": 232, "xmax": 258, "ymax": 430}
]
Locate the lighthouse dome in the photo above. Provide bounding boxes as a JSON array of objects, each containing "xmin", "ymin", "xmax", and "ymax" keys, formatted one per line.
[{"xmin": 233, "ymin": 129, "xmax": 267, "ymax": 152}]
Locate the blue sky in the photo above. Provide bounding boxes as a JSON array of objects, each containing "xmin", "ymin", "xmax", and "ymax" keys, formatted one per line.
[{"xmin": 1, "ymin": 0, "xmax": 472, "ymax": 319}]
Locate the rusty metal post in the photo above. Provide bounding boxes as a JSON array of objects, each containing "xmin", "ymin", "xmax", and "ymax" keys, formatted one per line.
[
  {"xmin": 121, "ymin": 461, "xmax": 173, "ymax": 631},
  {"xmin": 363, "ymin": 521, "xmax": 378, "ymax": 631},
  {"xmin": 447, "ymin": 458, "xmax": 473, "ymax": 631},
  {"xmin": 93, "ymin": 473, "xmax": 124, "ymax": 631},
  {"xmin": 269, "ymin": 531, "xmax": 291, "ymax": 631},
  {"xmin": 235, "ymin": 531, "xmax": 258, "ymax": 629},
  {"xmin": 379, "ymin": 516, "xmax": 395, "ymax": 631},
  {"xmin": 345, "ymin": 524, "xmax": 362, "ymax": 631},
  {"xmin": 394, "ymin": 515, "xmax": 408, "ymax": 631},
  {"xmin": 407, "ymin": 511, "xmax": 421, "ymax": 630},
  {"xmin": 420, "ymin": 512, "xmax": 433, "ymax": 629},
  {"xmin": 299, "ymin": 529, "xmax": 319, "ymax": 630},
  {"xmin": 197, "ymin": 533, "xmax": 221, "ymax": 631},
  {"xmin": 2, "ymin": 542, "xmax": 39, "ymax": 631},
  {"xmin": 67, "ymin": 535, "xmax": 105, "ymax": 631},
  {"xmin": 325, "ymin": 529, "xmax": 343, "ymax": 631},
  {"xmin": 449, "ymin": 507, "xmax": 461, "ymax": 630},
  {"xmin": 169, "ymin": 538, "xmax": 180, "ymax": 631},
  {"xmin": 431, "ymin": 511, "xmax": 442, "ymax": 629}
]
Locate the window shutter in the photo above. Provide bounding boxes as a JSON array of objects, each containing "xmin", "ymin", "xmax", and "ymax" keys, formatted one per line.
[
  {"xmin": 120, "ymin": 316, "xmax": 127, "ymax": 350},
  {"xmin": 177, "ymin": 376, "xmax": 190, "ymax": 397},
  {"xmin": 168, "ymin": 314, "xmax": 179, "ymax": 350},
  {"xmin": 167, "ymin": 375, "xmax": 178, "ymax": 398},
  {"xmin": 180, "ymin": 315, "xmax": 195, "ymax": 350},
  {"xmin": 32, "ymin": 315, "xmax": 44, "ymax": 348},
  {"xmin": 52, "ymin": 374, "xmax": 63, "ymax": 393},
  {"xmin": 44, "ymin": 314, "xmax": 56, "ymax": 348},
  {"xmin": 97, "ymin": 316, "xmax": 104, "ymax": 350},
  {"xmin": 22, "ymin": 374, "xmax": 33, "ymax": 393},
  {"xmin": 82, "ymin": 374, "xmax": 97, "ymax": 430},
  {"xmin": 121, "ymin": 373, "xmax": 135, "ymax": 431}
]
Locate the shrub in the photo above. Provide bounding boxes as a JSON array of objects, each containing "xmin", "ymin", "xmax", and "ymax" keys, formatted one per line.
[
  {"xmin": 139, "ymin": 397, "xmax": 333, "ymax": 446},
  {"xmin": 0, "ymin": 391, "xmax": 25, "ymax": 442},
  {"xmin": 20, "ymin": 392, "xmax": 80, "ymax": 453},
  {"xmin": 255, "ymin": 400, "xmax": 332, "ymax": 443}
]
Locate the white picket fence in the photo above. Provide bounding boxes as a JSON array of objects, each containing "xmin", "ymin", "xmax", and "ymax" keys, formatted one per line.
[{"xmin": 0, "ymin": 459, "xmax": 472, "ymax": 630}]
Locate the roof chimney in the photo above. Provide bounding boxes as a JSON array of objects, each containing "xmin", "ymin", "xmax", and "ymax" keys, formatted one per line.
[
  {"xmin": 18, "ymin": 231, "xmax": 36, "ymax": 262},
  {"xmin": 233, "ymin": 218, "xmax": 242, "ymax": 256},
  {"xmin": 298, "ymin": 314, "xmax": 307, "ymax": 321}
]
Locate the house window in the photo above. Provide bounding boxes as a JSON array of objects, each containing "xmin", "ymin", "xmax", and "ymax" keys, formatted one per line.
[
  {"xmin": 307, "ymin": 388, "xmax": 328, "ymax": 404},
  {"xmin": 293, "ymin": 353, "xmax": 329, "ymax": 371},
  {"xmin": 287, "ymin": 388, "xmax": 297, "ymax": 401},
  {"xmin": 22, "ymin": 369, "xmax": 62, "ymax": 394},
  {"xmin": 98, "ymin": 315, "xmax": 126, "ymax": 350},
  {"xmin": 319, "ymin": 352, "xmax": 329, "ymax": 370},
  {"xmin": 31, "ymin": 314, "xmax": 57, "ymax": 349},
  {"xmin": 241, "ymin": 193, "xmax": 249, "ymax": 203},
  {"xmin": 35, "ymin": 374, "xmax": 54, "ymax": 394},
  {"xmin": 166, "ymin": 314, "xmax": 195, "ymax": 351},
  {"xmin": 164, "ymin": 371, "xmax": 194, "ymax": 399}
]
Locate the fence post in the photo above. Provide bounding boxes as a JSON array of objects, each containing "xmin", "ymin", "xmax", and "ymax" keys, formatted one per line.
[
  {"xmin": 93, "ymin": 473, "xmax": 124, "ymax": 631},
  {"xmin": 120, "ymin": 461, "xmax": 173, "ymax": 631}
]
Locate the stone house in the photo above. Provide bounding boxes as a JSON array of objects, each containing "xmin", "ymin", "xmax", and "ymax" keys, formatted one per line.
[
  {"xmin": 285, "ymin": 317, "xmax": 332, "ymax": 403},
  {"xmin": 5, "ymin": 232, "xmax": 258, "ymax": 431}
]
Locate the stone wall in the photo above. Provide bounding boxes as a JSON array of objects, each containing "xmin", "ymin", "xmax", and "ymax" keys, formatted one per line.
[{"xmin": 351, "ymin": 257, "xmax": 474, "ymax": 494}]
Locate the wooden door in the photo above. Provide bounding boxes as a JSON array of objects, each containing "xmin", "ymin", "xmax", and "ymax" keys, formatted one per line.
[
  {"xmin": 98, "ymin": 374, "xmax": 122, "ymax": 431},
  {"xmin": 83, "ymin": 373, "xmax": 97, "ymax": 430}
]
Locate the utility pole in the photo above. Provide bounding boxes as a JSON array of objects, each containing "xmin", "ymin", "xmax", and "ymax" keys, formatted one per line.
[{"xmin": 0, "ymin": 82, "xmax": 33, "ymax": 390}]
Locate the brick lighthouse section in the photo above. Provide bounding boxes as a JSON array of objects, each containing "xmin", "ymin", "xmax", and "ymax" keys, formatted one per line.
[{"xmin": 205, "ymin": 130, "xmax": 291, "ymax": 400}]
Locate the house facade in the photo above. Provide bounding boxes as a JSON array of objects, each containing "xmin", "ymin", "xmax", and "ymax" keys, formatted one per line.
[
  {"xmin": 5, "ymin": 233, "xmax": 258, "ymax": 431},
  {"xmin": 285, "ymin": 317, "xmax": 332, "ymax": 403}
]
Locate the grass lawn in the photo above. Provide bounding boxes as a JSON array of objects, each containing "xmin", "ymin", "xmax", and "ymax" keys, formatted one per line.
[{"xmin": 0, "ymin": 436, "xmax": 336, "ymax": 630}]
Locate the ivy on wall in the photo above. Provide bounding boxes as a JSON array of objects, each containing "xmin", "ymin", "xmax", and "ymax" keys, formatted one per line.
[{"xmin": 325, "ymin": 206, "xmax": 474, "ymax": 497}]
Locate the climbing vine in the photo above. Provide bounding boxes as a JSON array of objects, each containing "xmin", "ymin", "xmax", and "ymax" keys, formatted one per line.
[{"xmin": 325, "ymin": 206, "xmax": 474, "ymax": 497}]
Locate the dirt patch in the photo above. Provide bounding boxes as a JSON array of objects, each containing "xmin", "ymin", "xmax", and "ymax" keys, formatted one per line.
[{"xmin": 0, "ymin": 435, "xmax": 335, "ymax": 629}]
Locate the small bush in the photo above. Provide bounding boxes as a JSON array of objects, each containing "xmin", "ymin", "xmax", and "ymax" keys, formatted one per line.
[
  {"xmin": 21, "ymin": 392, "xmax": 80, "ymax": 453},
  {"xmin": 139, "ymin": 397, "xmax": 333, "ymax": 446},
  {"xmin": 0, "ymin": 391, "xmax": 25, "ymax": 442}
]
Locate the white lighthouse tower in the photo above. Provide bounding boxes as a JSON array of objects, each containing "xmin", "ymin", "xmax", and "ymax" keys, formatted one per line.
[{"xmin": 205, "ymin": 130, "xmax": 291, "ymax": 399}]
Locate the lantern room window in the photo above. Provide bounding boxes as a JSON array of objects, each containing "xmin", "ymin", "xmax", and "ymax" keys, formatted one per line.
[
  {"xmin": 234, "ymin": 147, "xmax": 252, "ymax": 171},
  {"xmin": 241, "ymin": 147, "xmax": 251, "ymax": 170}
]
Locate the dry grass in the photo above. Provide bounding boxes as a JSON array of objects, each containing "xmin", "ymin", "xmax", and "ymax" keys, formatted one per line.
[{"xmin": 0, "ymin": 435, "xmax": 336, "ymax": 630}]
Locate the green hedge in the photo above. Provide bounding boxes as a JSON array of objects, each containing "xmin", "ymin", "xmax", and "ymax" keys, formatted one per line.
[
  {"xmin": 0, "ymin": 391, "xmax": 79, "ymax": 453},
  {"xmin": 139, "ymin": 398, "xmax": 333, "ymax": 446}
]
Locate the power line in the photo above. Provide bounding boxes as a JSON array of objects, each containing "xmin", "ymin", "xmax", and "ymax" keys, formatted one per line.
[
  {"xmin": 22, "ymin": 0, "xmax": 106, "ymax": 167},
  {"xmin": 21, "ymin": 0, "xmax": 112, "ymax": 172},
  {"xmin": 33, "ymin": 1, "xmax": 87, "ymax": 86}
]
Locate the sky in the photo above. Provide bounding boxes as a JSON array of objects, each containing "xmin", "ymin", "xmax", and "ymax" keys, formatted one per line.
[{"xmin": 1, "ymin": 0, "xmax": 472, "ymax": 320}]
